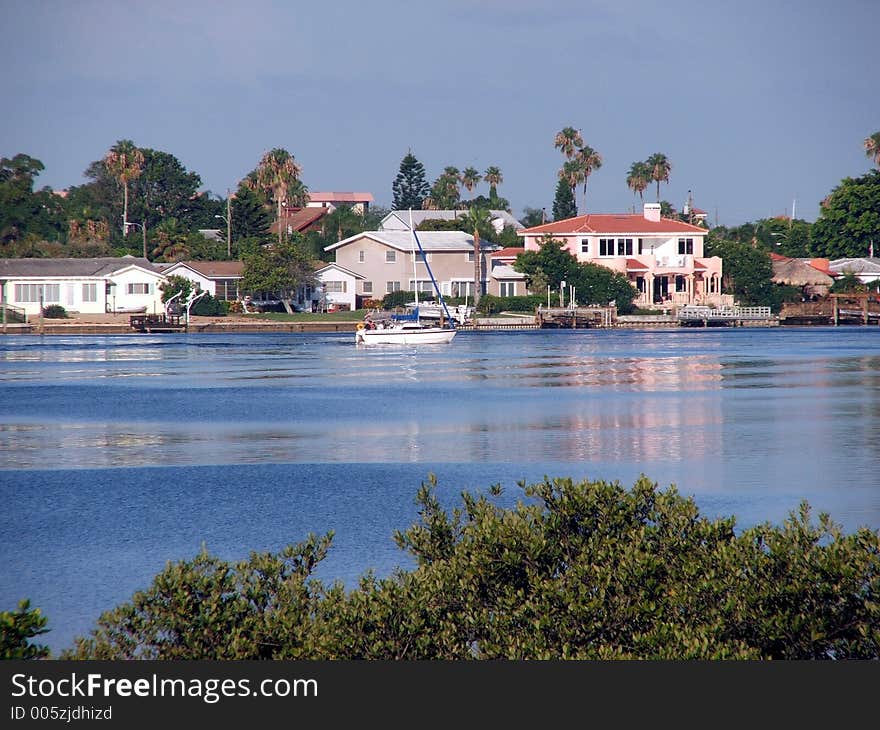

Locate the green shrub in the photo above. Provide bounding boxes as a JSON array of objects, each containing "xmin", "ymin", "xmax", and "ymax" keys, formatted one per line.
[
  {"xmin": 62, "ymin": 475, "xmax": 880, "ymax": 660},
  {"xmin": 190, "ymin": 293, "xmax": 226, "ymax": 316},
  {"xmin": 382, "ymin": 290, "xmax": 419, "ymax": 309},
  {"xmin": 1, "ymin": 599, "xmax": 49, "ymax": 659},
  {"xmin": 41, "ymin": 304, "xmax": 68, "ymax": 319},
  {"xmin": 477, "ymin": 294, "xmax": 546, "ymax": 314}
]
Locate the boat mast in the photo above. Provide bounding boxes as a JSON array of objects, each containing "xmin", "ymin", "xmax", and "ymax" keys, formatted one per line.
[
  {"xmin": 409, "ymin": 210, "xmax": 456, "ymax": 328},
  {"xmin": 409, "ymin": 209, "xmax": 419, "ymax": 311}
]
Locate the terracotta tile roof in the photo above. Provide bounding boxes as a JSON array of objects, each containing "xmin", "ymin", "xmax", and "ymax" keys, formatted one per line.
[
  {"xmin": 626, "ymin": 258, "xmax": 649, "ymax": 271},
  {"xmin": 492, "ymin": 247, "xmax": 527, "ymax": 258},
  {"xmin": 274, "ymin": 207, "xmax": 328, "ymax": 233},
  {"xmin": 519, "ymin": 213, "xmax": 707, "ymax": 236},
  {"xmin": 693, "ymin": 261, "xmax": 707, "ymax": 270}
]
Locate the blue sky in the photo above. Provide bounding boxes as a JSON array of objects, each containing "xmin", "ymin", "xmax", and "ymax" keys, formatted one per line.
[{"xmin": 2, "ymin": 0, "xmax": 876, "ymax": 225}]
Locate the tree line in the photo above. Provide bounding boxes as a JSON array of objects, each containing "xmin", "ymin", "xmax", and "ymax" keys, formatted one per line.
[{"xmin": 2, "ymin": 130, "xmax": 878, "ymax": 313}]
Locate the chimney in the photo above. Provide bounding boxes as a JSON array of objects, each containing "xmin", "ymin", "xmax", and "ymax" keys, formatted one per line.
[{"xmin": 643, "ymin": 202, "xmax": 661, "ymax": 222}]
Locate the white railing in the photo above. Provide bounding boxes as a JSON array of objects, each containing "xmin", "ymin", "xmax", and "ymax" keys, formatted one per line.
[{"xmin": 678, "ymin": 305, "xmax": 772, "ymax": 321}]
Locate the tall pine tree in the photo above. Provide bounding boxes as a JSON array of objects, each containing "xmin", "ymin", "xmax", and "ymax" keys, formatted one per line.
[
  {"xmin": 552, "ymin": 178, "xmax": 577, "ymax": 221},
  {"xmin": 392, "ymin": 151, "xmax": 430, "ymax": 210}
]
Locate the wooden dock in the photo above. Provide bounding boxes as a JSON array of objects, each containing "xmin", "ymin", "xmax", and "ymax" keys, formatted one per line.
[
  {"xmin": 536, "ymin": 306, "xmax": 615, "ymax": 329},
  {"xmin": 129, "ymin": 314, "xmax": 186, "ymax": 333}
]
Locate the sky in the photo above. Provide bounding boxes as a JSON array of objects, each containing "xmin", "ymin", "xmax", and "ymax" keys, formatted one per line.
[{"xmin": 2, "ymin": 0, "xmax": 877, "ymax": 226}]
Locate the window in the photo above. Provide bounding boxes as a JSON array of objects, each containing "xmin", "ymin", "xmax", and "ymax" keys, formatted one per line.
[
  {"xmin": 616, "ymin": 238, "xmax": 633, "ymax": 256},
  {"xmin": 678, "ymin": 238, "xmax": 694, "ymax": 255},
  {"xmin": 638, "ymin": 238, "xmax": 644, "ymax": 255},
  {"xmin": 675, "ymin": 275, "xmax": 686, "ymax": 292},
  {"xmin": 500, "ymin": 282, "xmax": 517, "ymax": 297},
  {"xmin": 82, "ymin": 283, "xmax": 97, "ymax": 302},
  {"xmin": 14, "ymin": 283, "xmax": 60, "ymax": 303},
  {"xmin": 215, "ymin": 279, "xmax": 238, "ymax": 301},
  {"xmin": 599, "ymin": 238, "xmax": 615, "ymax": 256},
  {"xmin": 385, "ymin": 250, "xmax": 397, "ymax": 263},
  {"xmin": 466, "ymin": 251, "xmax": 475, "ymax": 262},
  {"xmin": 358, "ymin": 250, "xmax": 365, "ymax": 263},
  {"xmin": 386, "ymin": 281, "xmax": 401, "ymax": 293},
  {"xmin": 580, "ymin": 239, "xmax": 589, "ymax": 254},
  {"xmin": 409, "ymin": 280, "xmax": 433, "ymax": 293},
  {"xmin": 325, "ymin": 281, "xmax": 346, "ymax": 293},
  {"xmin": 127, "ymin": 283, "xmax": 153, "ymax": 295},
  {"xmin": 411, "ymin": 252, "xmax": 431, "ymax": 263},
  {"xmin": 362, "ymin": 281, "xmax": 373, "ymax": 294}
]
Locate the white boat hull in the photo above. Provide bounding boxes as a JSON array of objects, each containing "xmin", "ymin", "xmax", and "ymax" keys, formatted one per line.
[{"xmin": 356, "ymin": 326, "xmax": 457, "ymax": 345}]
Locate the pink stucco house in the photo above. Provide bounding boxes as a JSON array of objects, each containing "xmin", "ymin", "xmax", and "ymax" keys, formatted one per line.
[{"xmin": 517, "ymin": 203, "xmax": 726, "ymax": 307}]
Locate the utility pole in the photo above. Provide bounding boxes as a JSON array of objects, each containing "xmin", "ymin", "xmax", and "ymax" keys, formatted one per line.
[
  {"xmin": 226, "ymin": 188, "xmax": 232, "ymax": 258},
  {"xmin": 142, "ymin": 219, "xmax": 147, "ymax": 259}
]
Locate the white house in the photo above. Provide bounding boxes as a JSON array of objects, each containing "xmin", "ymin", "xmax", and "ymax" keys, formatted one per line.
[
  {"xmin": 158, "ymin": 261, "xmax": 244, "ymax": 301},
  {"xmin": 0, "ymin": 257, "xmax": 165, "ymax": 317},
  {"xmin": 315, "ymin": 262, "xmax": 364, "ymax": 311}
]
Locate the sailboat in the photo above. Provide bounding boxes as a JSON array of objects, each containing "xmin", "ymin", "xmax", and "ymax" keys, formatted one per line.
[{"xmin": 355, "ymin": 211, "xmax": 458, "ymax": 345}]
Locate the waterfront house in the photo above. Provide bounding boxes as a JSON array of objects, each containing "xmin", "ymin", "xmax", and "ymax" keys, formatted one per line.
[
  {"xmin": 488, "ymin": 247, "xmax": 528, "ymax": 297},
  {"xmin": 517, "ymin": 203, "xmax": 726, "ymax": 307},
  {"xmin": 315, "ymin": 262, "xmax": 364, "ymax": 311},
  {"xmin": 157, "ymin": 261, "xmax": 244, "ymax": 301},
  {"xmin": 0, "ymin": 257, "xmax": 164, "ymax": 316},
  {"xmin": 324, "ymin": 230, "xmax": 498, "ymax": 304}
]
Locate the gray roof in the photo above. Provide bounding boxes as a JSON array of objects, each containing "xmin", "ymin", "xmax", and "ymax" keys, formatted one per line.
[
  {"xmin": 829, "ymin": 257, "xmax": 880, "ymax": 275},
  {"xmin": 380, "ymin": 209, "xmax": 523, "ymax": 231},
  {"xmin": 325, "ymin": 230, "xmax": 499, "ymax": 253},
  {"xmin": 0, "ymin": 256, "xmax": 159, "ymax": 278},
  {"xmin": 490, "ymin": 264, "xmax": 525, "ymax": 280}
]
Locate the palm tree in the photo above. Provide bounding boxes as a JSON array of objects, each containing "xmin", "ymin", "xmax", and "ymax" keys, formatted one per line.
[
  {"xmin": 865, "ymin": 132, "xmax": 880, "ymax": 168},
  {"xmin": 626, "ymin": 161, "xmax": 651, "ymax": 202},
  {"xmin": 256, "ymin": 148, "xmax": 303, "ymax": 245},
  {"xmin": 646, "ymin": 152, "xmax": 672, "ymax": 201},
  {"xmin": 104, "ymin": 139, "xmax": 144, "ymax": 237},
  {"xmin": 559, "ymin": 160, "xmax": 584, "ymax": 213},
  {"xmin": 554, "ymin": 127, "xmax": 584, "ymax": 159},
  {"xmin": 460, "ymin": 207, "xmax": 494, "ymax": 307},
  {"xmin": 484, "ymin": 166, "xmax": 503, "ymax": 202},
  {"xmin": 575, "ymin": 145, "xmax": 602, "ymax": 212},
  {"xmin": 461, "ymin": 166, "xmax": 482, "ymax": 195},
  {"xmin": 442, "ymin": 167, "xmax": 461, "ymax": 204}
]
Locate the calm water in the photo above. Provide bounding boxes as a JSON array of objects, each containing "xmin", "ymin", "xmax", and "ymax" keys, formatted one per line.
[{"xmin": 2, "ymin": 327, "xmax": 879, "ymax": 653}]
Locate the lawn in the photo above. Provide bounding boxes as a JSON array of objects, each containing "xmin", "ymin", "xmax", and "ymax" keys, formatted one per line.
[{"xmin": 247, "ymin": 310, "xmax": 367, "ymax": 322}]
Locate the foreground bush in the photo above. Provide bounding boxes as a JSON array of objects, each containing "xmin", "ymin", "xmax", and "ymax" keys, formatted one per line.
[
  {"xmin": 1, "ymin": 600, "xmax": 49, "ymax": 659},
  {"xmin": 41, "ymin": 304, "xmax": 68, "ymax": 319},
  {"xmin": 57, "ymin": 476, "xmax": 880, "ymax": 659}
]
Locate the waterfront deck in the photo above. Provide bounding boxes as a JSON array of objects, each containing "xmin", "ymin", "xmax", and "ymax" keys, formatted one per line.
[
  {"xmin": 129, "ymin": 314, "xmax": 186, "ymax": 333},
  {"xmin": 536, "ymin": 306, "xmax": 615, "ymax": 328}
]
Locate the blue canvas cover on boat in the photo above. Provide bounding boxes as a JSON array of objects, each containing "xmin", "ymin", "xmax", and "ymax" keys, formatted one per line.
[{"xmin": 392, "ymin": 307, "xmax": 420, "ymax": 322}]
